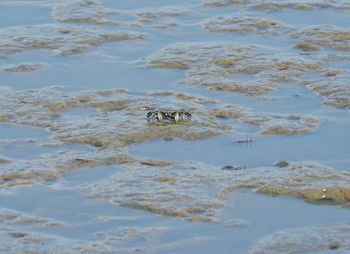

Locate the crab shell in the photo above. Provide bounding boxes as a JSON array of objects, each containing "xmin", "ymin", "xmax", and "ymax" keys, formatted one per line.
[{"xmin": 147, "ymin": 111, "xmax": 191, "ymax": 122}]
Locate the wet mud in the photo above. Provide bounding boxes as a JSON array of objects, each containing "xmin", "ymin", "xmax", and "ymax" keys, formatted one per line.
[
  {"xmin": 1, "ymin": 0, "xmax": 350, "ymax": 253},
  {"xmin": 250, "ymin": 223, "xmax": 350, "ymax": 254}
]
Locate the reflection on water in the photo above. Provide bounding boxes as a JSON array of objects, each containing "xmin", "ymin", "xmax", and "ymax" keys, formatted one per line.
[{"xmin": 1, "ymin": 0, "xmax": 350, "ymax": 253}]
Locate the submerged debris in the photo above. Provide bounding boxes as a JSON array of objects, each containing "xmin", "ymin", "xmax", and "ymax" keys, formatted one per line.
[
  {"xmin": 221, "ymin": 165, "xmax": 246, "ymax": 170},
  {"xmin": 274, "ymin": 160, "xmax": 289, "ymax": 168},
  {"xmin": 234, "ymin": 135, "xmax": 254, "ymax": 144}
]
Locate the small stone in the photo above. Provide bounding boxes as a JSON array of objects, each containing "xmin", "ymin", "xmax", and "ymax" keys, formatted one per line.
[
  {"xmin": 322, "ymin": 70, "xmax": 339, "ymax": 77},
  {"xmin": 293, "ymin": 42, "xmax": 320, "ymax": 51},
  {"xmin": 221, "ymin": 165, "xmax": 247, "ymax": 170},
  {"xmin": 9, "ymin": 232, "xmax": 27, "ymax": 238},
  {"xmin": 158, "ymin": 177, "xmax": 176, "ymax": 183},
  {"xmin": 0, "ymin": 158, "xmax": 11, "ymax": 164},
  {"xmin": 221, "ymin": 165, "xmax": 235, "ymax": 170},
  {"xmin": 327, "ymin": 241, "xmax": 341, "ymax": 250},
  {"xmin": 274, "ymin": 161, "xmax": 289, "ymax": 168},
  {"xmin": 164, "ymin": 137, "xmax": 173, "ymax": 142}
]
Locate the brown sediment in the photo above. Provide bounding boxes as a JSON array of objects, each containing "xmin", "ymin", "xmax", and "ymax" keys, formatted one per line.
[
  {"xmin": 275, "ymin": 59, "xmax": 320, "ymax": 72},
  {"xmin": 295, "ymin": 27, "xmax": 350, "ymax": 51},
  {"xmin": 8, "ymin": 232, "xmax": 28, "ymax": 238},
  {"xmin": 0, "ymin": 86, "xmax": 322, "ymax": 195},
  {"xmin": 47, "ymin": 101, "xmax": 78, "ymax": 112},
  {"xmin": 257, "ymin": 187, "xmax": 350, "ymax": 205},
  {"xmin": 53, "ymin": 0, "xmax": 191, "ymax": 30},
  {"xmin": 305, "ymin": 81, "xmax": 350, "ymax": 108},
  {"xmin": 0, "ymin": 115, "xmax": 11, "ymax": 122},
  {"xmin": 293, "ymin": 42, "xmax": 321, "ymax": 51},
  {"xmin": 210, "ymin": 105, "xmax": 319, "ymax": 136},
  {"xmin": 214, "ymin": 58, "xmax": 237, "ymax": 66},
  {"xmin": 321, "ymin": 69, "xmax": 340, "ymax": 77},
  {"xmin": 87, "ymin": 162, "xmax": 225, "ymax": 222},
  {"xmin": 133, "ymin": 6, "xmax": 190, "ymax": 22},
  {"xmin": 88, "ymin": 161, "xmax": 350, "ymax": 223},
  {"xmin": 249, "ymin": 223, "xmax": 350, "ymax": 254},
  {"xmin": 125, "ymin": 6, "xmax": 191, "ymax": 30},
  {"xmin": 0, "ymin": 170, "xmax": 59, "ymax": 183},
  {"xmin": 0, "ymin": 228, "xmax": 111, "ymax": 254},
  {"xmin": 0, "ymin": 158, "xmax": 11, "ymax": 164},
  {"xmin": 219, "ymin": 163, "xmax": 350, "ymax": 206},
  {"xmin": 201, "ymin": 12, "xmax": 350, "ymax": 52},
  {"xmin": 157, "ymin": 177, "xmax": 177, "ymax": 183},
  {"xmin": 210, "ymin": 108, "xmax": 245, "ymax": 119},
  {"xmin": 174, "ymin": 93, "xmax": 217, "ymax": 105},
  {"xmin": 208, "ymin": 82, "xmax": 276, "ymax": 96},
  {"xmin": 140, "ymin": 159, "xmax": 175, "ymax": 167},
  {"xmin": 146, "ymin": 42, "xmax": 326, "ymax": 97},
  {"xmin": 274, "ymin": 160, "xmax": 289, "ymax": 168},
  {"xmin": 146, "ymin": 41, "xmax": 350, "ymax": 110},
  {"xmin": 201, "ymin": 15, "xmax": 295, "ymax": 35},
  {"xmin": 203, "ymin": 0, "xmax": 350, "ymax": 11},
  {"xmin": 2, "ymin": 63, "xmax": 43, "ymax": 72},
  {"xmin": 52, "ymin": 0, "xmax": 119, "ymax": 25},
  {"xmin": 0, "ymin": 24, "xmax": 143, "ymax": 57},
  {"xmin": 261, "ymin": 122, "xmax": 314, "ymax": 136},
  {"xmin": 0, "ymin": 208, "xmax": 63, "ymax": 228},
  {"xmin": 89, "ymin": 99, "xmax": 132, "ymax": 112},
  {"xmin": 252, "ymin": 2, "xmax": 315, "ymax": 11},
  {"xmin": 63, "ymin": 136, "xmax": 107, "ymax": 148}
]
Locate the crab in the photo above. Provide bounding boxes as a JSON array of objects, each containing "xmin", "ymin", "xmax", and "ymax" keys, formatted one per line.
[{"xmin": 147, "ymin": 110, "xmax": 191, "ymax": 122}]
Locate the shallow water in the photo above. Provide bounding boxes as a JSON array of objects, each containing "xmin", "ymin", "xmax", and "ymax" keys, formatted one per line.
[{"xmin": 1, "ymin": 0, "xmax": 350, "ymax": 253}]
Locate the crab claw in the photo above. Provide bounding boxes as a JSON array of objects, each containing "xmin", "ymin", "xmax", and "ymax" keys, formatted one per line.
[
  {"xmin": 147, "ymin": 111, "xmax": 155, "ymax": 119},
  {"xmin": 159, "ymin": 111, "xmax": 166, "ymax": 121}
]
